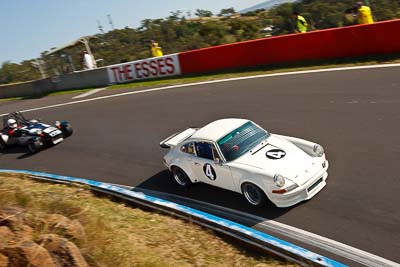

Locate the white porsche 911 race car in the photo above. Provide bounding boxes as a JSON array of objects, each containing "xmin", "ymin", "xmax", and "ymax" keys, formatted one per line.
[{"xmin": 160, "ymin": 119, "xmax": 328, "ymax": 208}]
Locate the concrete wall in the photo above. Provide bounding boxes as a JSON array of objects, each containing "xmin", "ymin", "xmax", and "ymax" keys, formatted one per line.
[
  {"xmin": 0, "ymin": 67, "xmax": 109, "ymax": 99},
  {"xmin": 0, "ymin": 79, "xmax": 52, "ymax": 99},
  {"xmin": 52, "ymin": 67, "xmax": 109, "ymax": 91}
]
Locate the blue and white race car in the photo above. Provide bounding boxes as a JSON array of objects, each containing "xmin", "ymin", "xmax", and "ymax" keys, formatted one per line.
[
  {"xmin": 0, "ymin": 112, "xmax": 73, "ymax": 153},
  {"xmin": 160, "ymin": 118, "xmax": 328, "ymax": 208}
]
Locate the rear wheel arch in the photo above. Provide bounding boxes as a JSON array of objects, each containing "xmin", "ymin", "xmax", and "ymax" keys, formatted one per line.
[
  {"xmin": 170, "ymin": 161, "xmax": 196, "ymax": 181},
  {"xmin": 170, "ymin": 165, "xmax": 195, "ymax": 187}
]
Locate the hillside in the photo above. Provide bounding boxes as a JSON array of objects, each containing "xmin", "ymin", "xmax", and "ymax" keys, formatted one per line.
[
  {"xmin": 240, "ymin": 0, "xmax": 298, "ymax": 13},
  {"xmin": 1, "ymin": 0, "xmax": 399, "ymax": 85}
]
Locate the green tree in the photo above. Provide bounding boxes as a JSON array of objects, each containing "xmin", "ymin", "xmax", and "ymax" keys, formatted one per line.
[
  {"xmin": 0, "ymin": 61, "xmax": 40, "ymax": 84},
  {"xmin": 219, "ymin": 8, "xmax": 236, "ymax": 17},
  {"xmin": 195, "ymin": 9, "xmax": 213, "ymax": 17}
]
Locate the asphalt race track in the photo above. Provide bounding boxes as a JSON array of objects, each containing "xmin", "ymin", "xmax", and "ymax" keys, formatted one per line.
[{"xmin": 1, "ymin": 66, "xmax": 399, "ymax": 265}]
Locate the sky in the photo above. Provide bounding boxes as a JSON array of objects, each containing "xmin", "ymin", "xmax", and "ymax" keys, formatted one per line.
[{"xmin": 0, "ymin": 0, "xmax": 262, "ymax": 64}]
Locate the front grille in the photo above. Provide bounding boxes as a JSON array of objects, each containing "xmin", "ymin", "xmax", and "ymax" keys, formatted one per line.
[{"xmin": 308, "ymin": 177, "xmax": 323, "ymax": 192}]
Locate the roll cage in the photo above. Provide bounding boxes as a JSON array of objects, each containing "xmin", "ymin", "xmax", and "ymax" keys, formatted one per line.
[{"xmin": 2, "ymin": 112, "xmax": 30, "ymax": 128}]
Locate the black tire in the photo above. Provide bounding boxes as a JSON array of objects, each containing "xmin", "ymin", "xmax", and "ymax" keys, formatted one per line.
[
  {"xmin": 241, "ymin": 182, "xmax": 267, "ymax": 207},
  {"xmin": 28, "ymin": 139, "xmax": 43, "ymax": 154},
  {"xmin": 0, "ymin": 138, "xmax": 7, "ymax": 150},
  {"xmin": 62, "ymin": 125, "xmax": 73, "ymax": 138},
  {"xmin": 171, "ymin": 167, "xmax": 192, "ymax": 188}
]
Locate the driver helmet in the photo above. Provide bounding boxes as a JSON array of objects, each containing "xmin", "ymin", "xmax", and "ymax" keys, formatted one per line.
[{"xmin": 7, "ymin": 119, "xmax": 17, "ymax": 129}]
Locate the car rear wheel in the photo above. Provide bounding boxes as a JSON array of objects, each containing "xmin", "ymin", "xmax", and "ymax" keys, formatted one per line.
[
  {"xmin": 241, "ymin": 183, "xmax": 267, "ymax": 207},
  {"xmin": 172, "ymin": 167, "xmax": 192, "ymax": 188},
  {"xmin": 28, "ymin": 139, "xmax": 43, "ymax": 154}
]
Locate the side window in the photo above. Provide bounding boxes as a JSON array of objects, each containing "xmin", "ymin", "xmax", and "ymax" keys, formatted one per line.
[
  {"xmin": 181, "ymin": 142, "xmax": 195, "ymax": 155},
  {"xmin": 195, "ymin": 142, "xmax": 214, "ymax": 160},
  {"xmin": 212, "ymin": 145, "xmax": 222, "ymax": 161}
]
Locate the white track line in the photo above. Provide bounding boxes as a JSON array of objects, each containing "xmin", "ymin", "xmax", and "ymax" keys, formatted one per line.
[
  {"xmin": 1, "ymin": 63, "xmax": 400, "ymax": 116},
  {"xmin": 72, "ymin": 87, "xmax": 107, "ymax": 99}
]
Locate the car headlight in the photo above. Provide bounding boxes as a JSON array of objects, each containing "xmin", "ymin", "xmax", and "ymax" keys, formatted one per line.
[
  {"xmin": 273, "ymin": 174, "xmax": 286, "ymax": 188},
  {"xmin": 313, "ymin": 144, "xmax": 324, "ymax": 157}
]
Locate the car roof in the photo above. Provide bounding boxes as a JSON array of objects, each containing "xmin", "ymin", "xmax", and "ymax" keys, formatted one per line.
[{"xmin": 190, "ymin": 118, "xmax": 249, "ymax": 142}]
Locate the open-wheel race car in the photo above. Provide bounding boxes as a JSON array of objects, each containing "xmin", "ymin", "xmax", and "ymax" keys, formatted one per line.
[
  {"xmin": 0, "ymin": 112, "xmax": 73, "ymax": 153},
  {"xmin": 160, "ymin": 118, "xmax": 328, "ymax": 208}
]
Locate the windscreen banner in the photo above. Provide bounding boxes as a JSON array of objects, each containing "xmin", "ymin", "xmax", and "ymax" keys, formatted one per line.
[{"xmin": 107, "ymin": 54, "xmax": 181, "ymax": 84}]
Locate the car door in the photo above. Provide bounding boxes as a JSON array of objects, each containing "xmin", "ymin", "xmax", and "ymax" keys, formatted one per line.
[
  {"xmin": 177, "ymin": 141, "xmax": 197, "ymax": 177},
  {"xmin": 191, "ymin": 141, "xmax": 236, "ymax": 192}
]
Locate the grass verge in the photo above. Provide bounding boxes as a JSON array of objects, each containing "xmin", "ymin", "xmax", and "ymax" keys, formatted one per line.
[
  {"xmin": 0, "ymin": 174, "xmax": 298, "ymax": 267},
  {"xmin": 0, "ymin": 97, "xmax": 23, "ymax": 102}
]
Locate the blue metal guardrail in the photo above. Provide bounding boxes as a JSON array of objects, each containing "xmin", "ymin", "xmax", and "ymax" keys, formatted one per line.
[{"xmin": 0, "ymin": 169, "xmax": 346, "ymax": 267}]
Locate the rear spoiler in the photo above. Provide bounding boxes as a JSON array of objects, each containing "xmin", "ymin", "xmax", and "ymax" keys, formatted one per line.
[{"xmin": 159, "ymin": 128, "xmax": 197, "ymax": 148}]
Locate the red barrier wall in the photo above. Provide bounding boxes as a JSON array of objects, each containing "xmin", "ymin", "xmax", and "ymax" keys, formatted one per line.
[{"xmin": 178, "ymin": 19, "xmax": 400, "ymax": 74}]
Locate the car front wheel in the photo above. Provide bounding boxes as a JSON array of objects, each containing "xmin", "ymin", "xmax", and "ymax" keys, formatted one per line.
[
  {"xmin": 172, "ymin": 167, "xmax": 192, "ymax": 188},
  {"xmin": 61, "ymin": 124, "xmax": 73, "ymax": 138},
  {"xmin": 241, "ymin": 182, "xmax": 267, "ymax": 207}
]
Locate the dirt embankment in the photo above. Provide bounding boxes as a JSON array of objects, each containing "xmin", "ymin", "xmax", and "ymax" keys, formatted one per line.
[
  {"xmin": 0, "ymin": 207, "xmax": 88, "ymax": 267},
  {"xmin": 0, "ymin": 174, "xmax": 297, "ymax": 267}
]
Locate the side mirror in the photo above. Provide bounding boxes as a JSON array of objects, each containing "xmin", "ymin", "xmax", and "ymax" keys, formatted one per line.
[{"xmin": 214, "ymin": 158, "xmax": 223, "ymax": 165}]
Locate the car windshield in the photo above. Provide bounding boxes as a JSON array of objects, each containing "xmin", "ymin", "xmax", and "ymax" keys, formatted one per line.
[{"xmin": 217, "ymin": 121, "xmax": 269, "ymax": 161}]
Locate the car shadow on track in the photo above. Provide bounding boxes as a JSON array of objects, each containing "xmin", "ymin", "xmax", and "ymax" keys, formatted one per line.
[
  {"xmin": 136, "ymin": 170, "xmax": 293, "ymax": 223},
  {"xmin": 0, "ymin": 147, "xmax": 35, "ymax": 159}
]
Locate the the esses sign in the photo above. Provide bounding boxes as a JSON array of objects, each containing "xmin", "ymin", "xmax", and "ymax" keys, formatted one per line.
[{"xmin": 107, "ymin": 54, "xmax": 181, "ymax": 84}]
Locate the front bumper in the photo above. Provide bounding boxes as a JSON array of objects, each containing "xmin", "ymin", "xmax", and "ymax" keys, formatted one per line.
[{"xmin": 270, "ymin": 160, "xmax": 329, "ymax": 208}]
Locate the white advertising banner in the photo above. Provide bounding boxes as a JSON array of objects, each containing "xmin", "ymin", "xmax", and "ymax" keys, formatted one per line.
[{"xmin": 107, "ymin": 54, "xmax": 181, "ymax": 84}]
